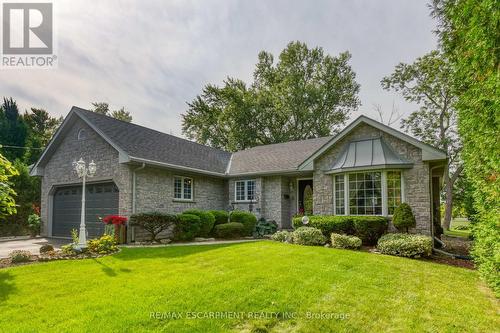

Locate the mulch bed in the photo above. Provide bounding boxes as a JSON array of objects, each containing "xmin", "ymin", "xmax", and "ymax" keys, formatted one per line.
[{"xmin": 424, "ymin": 254, "xmax": 475, "ymax": 270}]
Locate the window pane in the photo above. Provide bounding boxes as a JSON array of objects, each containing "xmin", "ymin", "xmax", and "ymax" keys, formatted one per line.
[
  {"xmin": 247, "ymin": 180, "xmax": 255, "ymax": 201},
  {"xmin": 347, "ymin": 172, "xmax": 382, "ymax": 215},
  {"xmin": 174, "ymin": 178, "xmax": 182, "ymax": 199},
  {"xmin": 334, "ymin": 175, "xmax": 345, "ymax": 215},
  {"xmin": 236, "ymin": 181, "xmax": 245, "ymax": 201},
  {"xmin": 183, "ymin": 178, "xmax": 192, "ymax": 199},
  {"xmin": 387, "ymin": 171, "xmax": 402, "ymax": 215}
]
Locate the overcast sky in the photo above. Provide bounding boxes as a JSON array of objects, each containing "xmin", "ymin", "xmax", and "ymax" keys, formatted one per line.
[{"xmin": 2, "ymin": 0, "xmax": 438, "ymax": 137}]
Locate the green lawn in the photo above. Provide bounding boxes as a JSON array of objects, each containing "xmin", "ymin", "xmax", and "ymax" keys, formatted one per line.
[{"xmin": 0, "ymin": 242, "xmax": 497, "ymax": 332}]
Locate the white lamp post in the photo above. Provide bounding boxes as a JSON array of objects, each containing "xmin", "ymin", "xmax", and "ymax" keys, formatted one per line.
[{"xmin": 72, "ymin": 158, "xmax": 97, "ymax": 249}]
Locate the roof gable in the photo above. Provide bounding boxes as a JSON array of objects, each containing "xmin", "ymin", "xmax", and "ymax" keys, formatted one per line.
[{"xmin": 298, "ymin": 115, "xmax": 447, "ymax": 170}]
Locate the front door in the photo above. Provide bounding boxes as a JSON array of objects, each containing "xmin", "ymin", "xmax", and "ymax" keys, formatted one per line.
[{"xmin": 297, "ymin": 179, "xmax": 313, "ymax": 215}]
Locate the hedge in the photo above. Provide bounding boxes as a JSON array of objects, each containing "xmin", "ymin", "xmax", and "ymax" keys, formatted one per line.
[
  {"xmin": 208, "ymin": 210, "xmax": 229, "ymax": 225},
  {"xmin": 292, "ymin": 215, "xmax": 388, "ymax": 244},
  {"xmin": 183, "ymin": 209, "xmax": 215, "ymax": 237},
  {"xmin": 291, "ymin": 227, "xmax": 326, "ymax": 246},
  {"xmin": 230, "ymin": 211, "xmax": 257, "ymax": 236},
  {"xmin": 174, "ymin": 213, "xmax": 201, "ymax": 241},
  {"xmin": 214, "ymin": 222, "xmax": 245, "ymax": 239},
  {"xmin": 377, "ymin": 233, "xmax": 432, "ymax": 258},
  {"xmin": 330, "ymin": 233, "xmax": 362, "ymax": 249}
]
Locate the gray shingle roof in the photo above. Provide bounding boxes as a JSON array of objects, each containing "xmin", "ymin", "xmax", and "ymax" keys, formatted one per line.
[
  {"xmin": 326, "ymin": 138, "xmax": 413, "ymax": 174},
  {"xmin": 75, "ymin": 107, "xmax": 232, "ymax": 174},
  {"xmin": 228, "ymin": 136, "xmax": 332, "ymax": 175}
]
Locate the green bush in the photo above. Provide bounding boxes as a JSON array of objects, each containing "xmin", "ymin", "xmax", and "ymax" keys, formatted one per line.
[
  {"xmin": 330, "ymin": 233, "xmax": 362, "ymax": 249},
  {"xmin": 183, "ymin": 209, "xmax": 215, "ymax": 237},
  {"xmin": 27, "ymin": 214, "xmax": 41, "ymax": 236},
  {"xmin": 39, "ymin": 244, "xmax": 54, "ymax": 253},
  {"xmin": 130, "ymin": 212, "xmax": 177, "ymax": 242},
  {"xmin": 377, "ymin": 233, "xmax": 432, "ymax": 258},
  {"xmin": 174, "ymin": 213, "xmax": 201, "ymax": 241},
  {"xmin": 292, "ymin": 215, "xmax": 387, "ymax": 244},
  {"xmin": 214, "ymin": 222, "xmax": 245, "ymax": 239},
  {"xmin": 253, "ymin": 218, "xmax": 278, "ymax": 237},
  {"xmin": 392, "ymin": 203, "xmax": 416, "ymax": 232},
  {"xmin": 87, "ymin": 235, "xmax": 117, "ymax": 254},
  {"xmin": 208, "ymin": 210, "xmax": 229, "ymax": 225},
  {"xmin": 351, "ymin": 216, "xmax": 388, "ymax": 245},
  {"xmin": 9, "ymin": 250, "xmax": 31, "ymax": 263},
  {"xmin": 230, "ymin": 210, "xmax": 257, "ymax": 236},
  {"xmin": 291, "ymin": 227, "xmax": 326, "ymax": 246},
  {"xmin": 271, "ymin": 230, "xmax": 292, "ymax": 243},
  {"xmin": 292, "ymin": 215, "xmax": 354, "ymax": 236}
]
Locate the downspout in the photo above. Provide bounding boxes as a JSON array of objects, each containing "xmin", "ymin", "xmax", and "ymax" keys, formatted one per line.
[{"xmin": 131, "ymin": 163, "xmax": 146, "ymax": 242}]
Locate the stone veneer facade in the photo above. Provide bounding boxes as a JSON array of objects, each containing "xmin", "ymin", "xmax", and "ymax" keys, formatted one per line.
[{"xmin": 39, "ymin": 119, "xmax": 434, "ymax": 240}]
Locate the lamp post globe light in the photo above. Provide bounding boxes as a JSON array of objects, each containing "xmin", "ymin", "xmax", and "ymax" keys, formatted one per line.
[{"xmin": 72, "ymin": 158, "xmax": 97, "ymax": 249}]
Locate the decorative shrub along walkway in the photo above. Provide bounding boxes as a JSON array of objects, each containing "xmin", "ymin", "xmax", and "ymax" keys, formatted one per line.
[{"xmin": 0, "ymin": 242, "xmax": 497, "ymax": 332}]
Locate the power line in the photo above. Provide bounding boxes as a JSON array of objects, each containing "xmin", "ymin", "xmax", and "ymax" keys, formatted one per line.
[{"xmin": 0, "ymin": 145, "xmax": 45, "ymax": 150}]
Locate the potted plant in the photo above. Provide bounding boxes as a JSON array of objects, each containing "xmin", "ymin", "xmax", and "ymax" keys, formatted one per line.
[{"xmin": 102, "ymin": 215, "xmax": 128, "ymax": 243}]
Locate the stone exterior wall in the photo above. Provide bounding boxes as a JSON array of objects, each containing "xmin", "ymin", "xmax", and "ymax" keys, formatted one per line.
[
  {"xmin": 39, "ymin": 118, "xmax": 132, "ymax": 237},
  {"xmin": 313, "ymin": 123, "xmax": 432, "ymax": 235},
  {"xmin": 132, "ymin": 167, "xmax": 226, "ymax": 241}
]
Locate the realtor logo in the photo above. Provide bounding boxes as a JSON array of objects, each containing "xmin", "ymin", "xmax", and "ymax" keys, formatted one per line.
[{"xmin": 1, "ymin": 2, "xmax": 57, "ymax": 68}]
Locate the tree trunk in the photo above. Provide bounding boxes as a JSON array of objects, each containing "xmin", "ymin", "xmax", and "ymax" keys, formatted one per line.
[{"xmin": 443, "ymin": 173, "xmax": 453, "ymax": 230}]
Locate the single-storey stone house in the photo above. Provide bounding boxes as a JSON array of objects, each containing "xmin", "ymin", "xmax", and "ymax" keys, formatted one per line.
[{"xmin": 31, "ymin": 106, "xmax": 447, "ymax": 241}]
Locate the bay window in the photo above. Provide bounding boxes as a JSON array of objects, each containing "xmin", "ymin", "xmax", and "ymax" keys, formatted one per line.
[
  {"xmin": 235, "ymin": 180, "xmax": 256, "ymax": 201},
  {"xmin": 333, "ymin": 171, "xmax": 403, "ymax": 216}
]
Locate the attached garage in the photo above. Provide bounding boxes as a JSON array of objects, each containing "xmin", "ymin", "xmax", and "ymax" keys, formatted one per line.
[{"xmin": 52, "ymin": 182, "xmax": 119, "ymax": 238}]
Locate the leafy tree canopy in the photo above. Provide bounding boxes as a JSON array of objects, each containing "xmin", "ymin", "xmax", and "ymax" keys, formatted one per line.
[
  {"xmin": 91, "ymin": 102, "xmax": 132, "ymax": 122},
  {"xmin": 0, "ymin": 151, "xmax": 19, "ymax": 219},
  {"xmin": 182, "ymin": 41, "xmax": 360, "ymax": 151},
  {"xmin": 0, "ymin": 98, "xmax": 28, "ymax": 161}
]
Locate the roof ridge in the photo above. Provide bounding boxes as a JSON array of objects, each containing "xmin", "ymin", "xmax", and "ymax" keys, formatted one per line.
[
  {"xmin": 236, "ymin": 135, "xmax": 333, "ymax": 152},
  {"xmin": 73, "ymin": 106, "xmax": 231, "ymax": 156}
]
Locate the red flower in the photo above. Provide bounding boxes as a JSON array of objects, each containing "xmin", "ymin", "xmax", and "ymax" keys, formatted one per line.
[{"xmin": 102, "ymin": 215, "xmax": 127, "ymax": 225}]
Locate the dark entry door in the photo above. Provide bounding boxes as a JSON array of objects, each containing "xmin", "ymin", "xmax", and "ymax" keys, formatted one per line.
[
  {"xmin": 298, "ymin": 179, "xmax": 313, "ymax": 215},
  {"xmin": 52, "ymin": 182, "xmax": 119, "ymax": 238}
]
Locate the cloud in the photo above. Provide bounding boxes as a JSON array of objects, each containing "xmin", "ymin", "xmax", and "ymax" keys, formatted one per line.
[{"xmin": 1, "ymin": 0, "xmax": 437, "ymax": 136}]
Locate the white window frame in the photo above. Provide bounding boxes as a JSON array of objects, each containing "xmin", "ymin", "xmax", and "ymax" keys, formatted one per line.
[
  {"xmin": 333, "ymin": 170, "xmax": 405, "ymax": 216},
  {"xmin": 174, "ymin": 176, "xmax": 194, "ymax": 201},
  {"xmin": 234, "ymin": 179, "xmax": 256, "ymax": 202}
]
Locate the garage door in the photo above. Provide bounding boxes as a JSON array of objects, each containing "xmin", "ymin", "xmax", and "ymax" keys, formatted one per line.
[{"xmin": 52, "ymin": 182, "xmax": 119, "ymax": 238}]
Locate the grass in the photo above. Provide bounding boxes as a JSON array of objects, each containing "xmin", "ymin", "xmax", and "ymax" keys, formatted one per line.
[
  {"xmin": 0, "ymin": 241, "xmax": 498, "ymax": 332},
  {"xmin": 444, "ymin": 218, "xmax": 472, "ymax": 239}
]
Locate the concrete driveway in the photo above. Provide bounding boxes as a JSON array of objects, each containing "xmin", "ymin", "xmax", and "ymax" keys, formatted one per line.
[{"xmin": 0, "ymin": 237, "xmax": 67, "ymax": 258}]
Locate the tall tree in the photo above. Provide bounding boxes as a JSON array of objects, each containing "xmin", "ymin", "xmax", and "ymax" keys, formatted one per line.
[
  {"xmin": 0, "ymin": 151, "xmax": 18, "ymax": 220},
  {"xmin": 381, "ymin": 50, "xmax": 461, "ymax": 230},
  {"xmin": 431, "ymin": 0, "xmax": 499, "ymax": 295},
  {"xmin": 0, "ymin": 98, "xmax": 28, "ymax": 161},
  {"xmin": 182, "ymin": 41, "xmax": 360, "ymax": 151},
  {"xmin": 91, "ymin": 102, "xmax": 132, "ymax": 122},
  {"xmin": 23, "ymin": 108, "xmax": 63, "ymax": 164}
]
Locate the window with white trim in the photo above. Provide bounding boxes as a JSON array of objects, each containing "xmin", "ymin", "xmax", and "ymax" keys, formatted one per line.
[
  {"xmin": 334, "ymin": 175, "xmax": 345, "ymax": 215},
  {"xmin": 235, "ymin": 180, "xmax": 256, "ymax": 201},
  {"xmin": 174, "ymin": 176, "xmax": 193, "ymax": 200},
  {"xmin": 348, "ymin": 172, "xmax": 382, "ymax": 215},
  {"xmin": 387, "ymin": 171, "xmax": 402, "ymax": 215}
]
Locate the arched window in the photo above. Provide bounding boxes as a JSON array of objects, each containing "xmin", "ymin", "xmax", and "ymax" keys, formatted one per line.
[{"xmin": 77, "ymin": 128, "xmax": 87, "ymax": 140}]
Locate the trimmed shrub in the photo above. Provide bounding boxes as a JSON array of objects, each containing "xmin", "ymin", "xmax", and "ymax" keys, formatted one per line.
[
  {"xmin": 230, "ymin": 211, "xmax": 257, "ymax": 236},
  {"xmin": 183, "ymin": 209, "xmax": 215, "ymax": 237},
  {"xmin": 130, "ymin": 212, "xmax": 177, "ymax": 242},
  {"xmin": 39, "ymin": 244, "xmax": 54, "ymax": 253},
  {"xmin": 271, "ymin": 230, "xmax": 292, "ymax": 243},
  {"xmin": 208, "ymin": 210, "xmax": 229, "ymax": 225},
  {"xmin": 214, "ymin": 222, "xmax": 245, "ymax": 239},
  {"xmin": 291, "ymin": 227, "xmax": 326, "ymax": 246},
  {"xmin": 351, "ymin": 216, "xmax": 388, "ymax": 245},
  {"xmin": 377, "ymin": 233, "xmax": 433, "ymax": 258},
  {"xmin": 330, "ymin": 233, "xmax": 362, "ymax": 249},
  {"xmin": 9, "ymin": 250, "xmax": 31, "ymax": 263},
  {"xmin": 392, "ymin": 203, "xmax": 416, "ymax": 232},
  {"xmin": 174, "ymin": 213, "xmax": 201, "ymax": 241},
  {"xmin": 87, "ymin": 235, "xmax": 118, "ymax": 254},
  {"xmin": 292, "ymin": 215, "xmax": 354, "ymax": 236},
  {"xmin": 254, "ymin": 218, "xmax": 278, "ymax": 237}
]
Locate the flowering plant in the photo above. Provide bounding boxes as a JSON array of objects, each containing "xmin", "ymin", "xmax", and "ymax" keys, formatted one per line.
[{"xmin": 102, "ymin": 215, "xmax": 127, "ymax": 225}]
